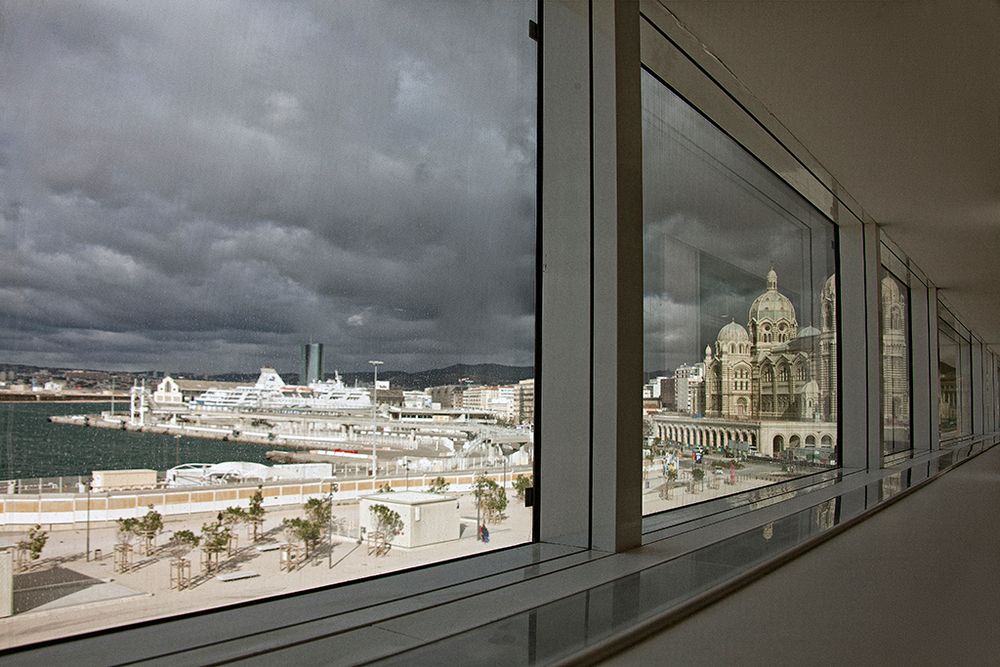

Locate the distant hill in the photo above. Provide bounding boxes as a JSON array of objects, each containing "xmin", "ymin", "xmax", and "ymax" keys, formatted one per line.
[
  {"xmin": 3, "ymin": 362, "xmax": 534, "ymax": 392},
  {"xmin": 340, "ymin": 363, "xmax": 534, "ymax": 390},
  {"xmin": 201, "ymin": 363, "xmax": 533, "ymax": 390}
]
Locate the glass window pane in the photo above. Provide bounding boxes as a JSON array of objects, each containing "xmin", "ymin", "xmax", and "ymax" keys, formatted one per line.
[
  {"xmin": 0, "ymin": 0, "xmax": 536, "ymax": 645},
  {"xmin": 641, "ymin": 69, "xmax": 838, "ymax": 517},
  {"xmin": 938, "ymin": 317, "xmax": 971, "ymax": 440},
  {"xmin": 879, "ymin": 268, "xmax": 911, "ymax": 457}
]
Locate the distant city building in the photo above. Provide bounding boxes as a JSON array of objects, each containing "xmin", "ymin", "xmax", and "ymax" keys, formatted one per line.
[
  {"xmin": 516, "ymin": 378, "xmax": 535, "ymax": 425},
  {"xmin": 643, "ymin": 375, "xmax": 670, "ymax": 399},
  {"xmin": 658, "ymin": 377, "xmax": 676, "ymax": 410},
  {"xmin": 491, "ymin": 386, "xmax": 517, "ymax": 422},
  {"xmin": 376, "ymin": 388, "xmax": 405, "ymax": 407},
  {"xmin": 460, "ymin": 385, "xmax": 487, "ymax": 411},
  {"xmin": 388, "ymin": 406, "xmax": 497, "ymax": 423},
  {"xmin": 302, "ymin": 343, "xmax": 325, "ymax": 385},
  {"xmin": 403, "ymin": 390, "xmax": 433, "ymax": 409},
  {"xmin": 427, "ymin": 385, "xmax": 465, "ymax": 409},
  {"xmin": 462, "ymin": 385, "xmax": 517, "ymax": 421},
  {"xmin": 674, "ymin": 363, "xmax": 704, "ymax": 415},
  {"xmin": 152, "ymin": 377, "xmax": 184, "ymax": 405}
]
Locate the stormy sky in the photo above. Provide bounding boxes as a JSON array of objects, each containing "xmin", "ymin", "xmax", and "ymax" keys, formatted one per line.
[
  {"xmin": 641, "ymin": 69, "xmax": 837, "ymax": 374},
  {"xmin": 0, "ymin": 0, "xmax": 537, "ymax": 374}
]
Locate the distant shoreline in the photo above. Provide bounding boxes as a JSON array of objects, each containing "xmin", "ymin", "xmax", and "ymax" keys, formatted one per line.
[{"xmin": 0, "ymin": 395, "xmax": 122, "ymax": 403}]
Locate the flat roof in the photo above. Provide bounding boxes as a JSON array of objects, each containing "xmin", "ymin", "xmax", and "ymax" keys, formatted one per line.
[{"xmin": 361, "ymin": 491, "xmax": 454, "ymax": 505}]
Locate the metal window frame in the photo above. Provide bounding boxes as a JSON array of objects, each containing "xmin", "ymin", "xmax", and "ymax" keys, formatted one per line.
[
  {"xmin": 636, "ymin": 0, "xmax": 866, "ymax": 501},
  {"xmin": 8, "ymin": 1, "xmax": 1000, "ymax": 662}
]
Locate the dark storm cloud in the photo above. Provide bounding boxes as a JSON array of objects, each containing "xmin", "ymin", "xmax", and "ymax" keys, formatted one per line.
[
  {"xmin": 0, "ymin": 0, "xmax": 537, "ymax": 373},
  {"xmin": 641, "ymin": 70, "xmax": 836, "ymax": 373}
]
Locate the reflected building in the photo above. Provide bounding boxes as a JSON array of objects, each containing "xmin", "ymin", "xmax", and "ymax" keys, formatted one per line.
[
  {"xmin": 652, "ymin": 270, "xmax": 837, "ymax": 458},
  {"xmin": 880, "ymin": 275, "xmax": 910, "ymax": 448}
]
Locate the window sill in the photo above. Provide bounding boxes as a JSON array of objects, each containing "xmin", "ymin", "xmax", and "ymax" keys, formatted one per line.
[{"xmin": 6, "ymin": 436, "xmax": 996, "ymax": 665}]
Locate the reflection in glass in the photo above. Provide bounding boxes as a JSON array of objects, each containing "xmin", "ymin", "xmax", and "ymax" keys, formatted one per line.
[
  {"xmin": 879, "ymin": 269, "xmax": 911, "ymax": 456},
  {"xmin": 938, "ymin": 318, "xmax": 971, "ymax": 440},
  {"xmin": 640, "ymin": 69, "xmax": 838, "ymax": 516}
]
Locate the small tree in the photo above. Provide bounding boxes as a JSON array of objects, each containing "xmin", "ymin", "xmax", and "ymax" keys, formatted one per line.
[
  {"xmin": 247, "ymin": 486, "xmax": 266, "ymax": 541},
  {"xmin": 474, "ymin": 474, "xmax": 508, "ymax": 524},
  {"xmin": 220, "ymin": 507, "xmax": 247, "ymax": 554},
  {"xmin": 199, "ymin": 519, "xmax": 231, "ymax": 573},
  {"xmin": 172, "ymin": 529, "xmax": 200, "ymax": 554},
  {"xmin": 428, "ymin": 476, "xmax": 449, "ymax": 494},
  {"xmin": 691, "ymin": 467, "xmax": 705, "ymax": 492},
  {"xmin": 136, "ymin": 505, "xmax": 164, "ymax": 555},
  {"xmin": 169, "ymin": 529, "xmax": 199, "ymax": 589},
  {"xmin": 116, "ymin": 517, "xmax": 139, "ymax": 547},
  {"xmin": 376, "ymin": 483, "xmax": 394, "ymax": 493},
  {"xmin": 368, "ymin": 503, "xmax": 403, "ymax": 555},
  {"xmin": 220, "ymin": 506, "xmax": 247, "ymax": 528},
  {"xmin": 112, "ymin": 517, "xmax": 139, "ymax": 572},
  {"xmin": 17, "ymin": 524, "xmax": 48, "ymax": 564},
  {"xmin": 282, "ymin": 517, "xmax": 323, "ymax": 557},
  {"xmin": 304, "ymin": 497, "xmax": 332, "ymax": 526},
  {"xmin": 512, "ymin": 474, "xmax": 532, "ymax": 500}
]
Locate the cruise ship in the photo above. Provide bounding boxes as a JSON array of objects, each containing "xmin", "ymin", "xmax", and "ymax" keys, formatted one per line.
[{"xmin": 192, "ymin": 368, "xmax": 372, "ymax": 412}]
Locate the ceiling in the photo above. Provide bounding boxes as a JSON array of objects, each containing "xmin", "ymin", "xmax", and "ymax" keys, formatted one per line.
[{"xmin": 662, "ymin": 0, "xmax": 1000, "ymax": 345}]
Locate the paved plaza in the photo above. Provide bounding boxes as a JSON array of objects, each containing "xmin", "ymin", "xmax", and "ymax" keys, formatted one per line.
[{"xmin": 1, "ymin": 491, "xmax": 532, "ymax": 649}]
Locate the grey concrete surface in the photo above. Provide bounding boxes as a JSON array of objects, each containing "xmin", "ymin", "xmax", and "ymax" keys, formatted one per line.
[{"xmin": 604, "ymin": 445, "xmax": 1000, "ymax": 666}]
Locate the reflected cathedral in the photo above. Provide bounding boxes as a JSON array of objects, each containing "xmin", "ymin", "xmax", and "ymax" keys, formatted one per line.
[{"xmin": 652, "ymin": 269, "xmax": 839, "ymax": 459}]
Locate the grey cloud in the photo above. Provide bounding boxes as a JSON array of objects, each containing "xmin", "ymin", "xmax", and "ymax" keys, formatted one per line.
[
  {"xmin": 641, "ymin": 68, "xmax": 837, "ymax": 374},
  {"xmin": 0, "ymin": 0, "xmax": 537, "ymax": 373}
]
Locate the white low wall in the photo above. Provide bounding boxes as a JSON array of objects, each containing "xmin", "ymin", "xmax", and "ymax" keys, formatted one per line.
[{"xmin": 0, "ymin": 471, "xmax": 518, "ymax": 527}]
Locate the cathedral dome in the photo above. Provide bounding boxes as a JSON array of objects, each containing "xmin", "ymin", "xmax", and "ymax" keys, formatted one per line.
[
  {"xmin": 798, "ymin": 325, "xmax": 821, "ymax": 338},
  {"xmin": 822, "ymin": 274, "xmax": 837, "ymax": 299},
  {"xmin": 881, "ymin": 275, "xmax": 901, "ymax": 300},
  {"xmin": 749, "ymin": 268, "xmax": 797, "ymax": 323},
  {"xmin": 717, "ymin": 320, "xmax": 750, "ymax": 343}
]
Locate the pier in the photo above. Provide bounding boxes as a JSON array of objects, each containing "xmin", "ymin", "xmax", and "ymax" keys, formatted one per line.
[{"xmin": 48, "ymin": 410, "xmax": 533, "ymax": 470}]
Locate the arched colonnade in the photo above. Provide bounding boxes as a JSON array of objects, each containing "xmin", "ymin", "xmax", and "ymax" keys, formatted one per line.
[{"xmin": 655, "ymin": 423, "xmax": 757, "ymax": 450}]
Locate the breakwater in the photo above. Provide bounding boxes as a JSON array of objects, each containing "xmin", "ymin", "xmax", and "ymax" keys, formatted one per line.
[
  {"xmin": 0, "ymin": 403, "xmax": 269, "ymax": 480},
  {"xmin": 49, "ymin": 414, "xmax": 285, "ymax": 448}
]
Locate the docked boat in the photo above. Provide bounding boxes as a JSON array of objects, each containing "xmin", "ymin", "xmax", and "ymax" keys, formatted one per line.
[{"xmin": 192, "ymin": 368, "xmax": 371, "ymax": 412}]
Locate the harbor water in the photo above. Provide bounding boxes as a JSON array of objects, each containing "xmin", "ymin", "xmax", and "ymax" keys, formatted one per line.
[{"xmin": 0, "ymin": 402, "xmax": 269, "ymax": 480}]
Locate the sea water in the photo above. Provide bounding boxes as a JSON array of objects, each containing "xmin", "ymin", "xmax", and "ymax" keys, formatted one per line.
[{"xmin": 0, "ymin": 402, "xmax": 269, "ymax": 480}]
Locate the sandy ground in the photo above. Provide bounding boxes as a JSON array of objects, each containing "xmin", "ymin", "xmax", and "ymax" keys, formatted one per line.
[
  {"xmin": 1, "ymin": 491, "xmax": 531, "ymax": 650},
  {"xmin": 640, "ymin": 459, "xmax": 818, "ymax": 514}
]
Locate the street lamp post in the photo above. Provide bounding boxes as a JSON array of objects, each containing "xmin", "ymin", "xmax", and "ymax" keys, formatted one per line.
[
  {"xmin": 85, "ymin": 480, "xmax": 91, "ymax": 561},
  {"xmin": 327, "ymin": 490, "xmax": 334, "ymax": 568},
  {"xmin": 368, "ymin": 360, "xmax": 383, "ymax": 482}
]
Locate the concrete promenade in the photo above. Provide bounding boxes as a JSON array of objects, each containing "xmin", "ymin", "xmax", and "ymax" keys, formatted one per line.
[{"xmin": 0, "ymin": 490, "xmax": 532, "ymax": 649}]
